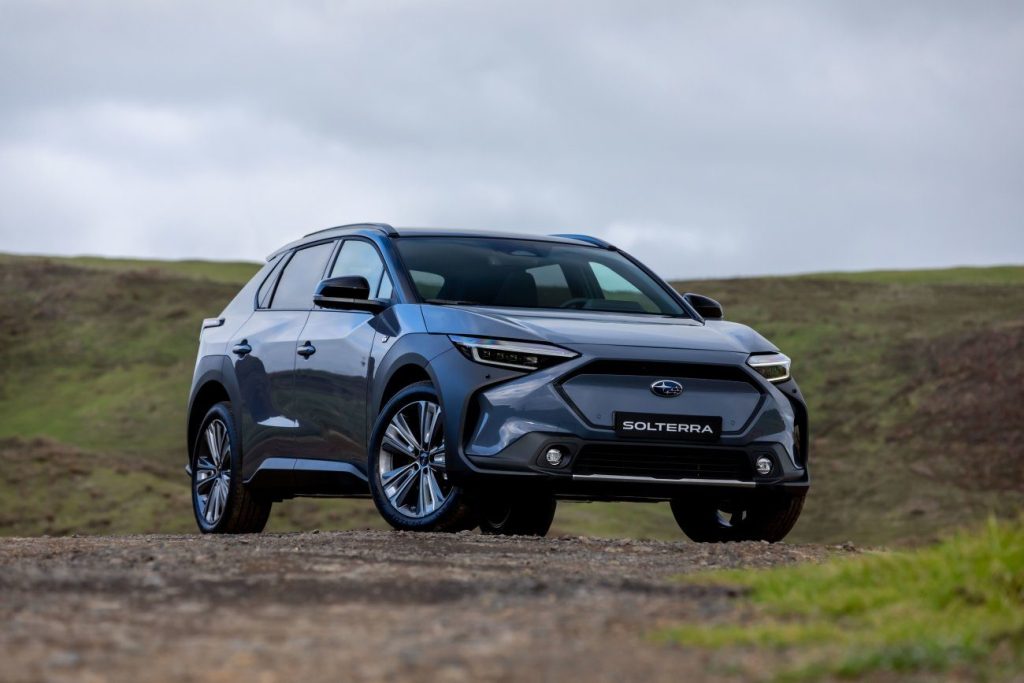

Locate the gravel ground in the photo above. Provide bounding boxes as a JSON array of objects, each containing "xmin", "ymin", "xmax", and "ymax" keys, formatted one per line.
[{"xmin": 0, "ymin": 531, "xmax": 837, "ymax": 682}]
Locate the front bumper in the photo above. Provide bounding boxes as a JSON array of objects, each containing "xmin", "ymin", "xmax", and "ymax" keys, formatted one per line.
[{"xmin": 429, "ymin": 341, "xmax": 809, "ymax": 502}]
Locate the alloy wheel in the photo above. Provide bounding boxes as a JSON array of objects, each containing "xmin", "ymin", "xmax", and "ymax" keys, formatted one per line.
[
  {"xmin": 195, "ymin": 418, "xmax": 231, "ymax": 526},
  {"xmin": 377, "ymin": 399, "xmax": 451, "ymax": 518}
]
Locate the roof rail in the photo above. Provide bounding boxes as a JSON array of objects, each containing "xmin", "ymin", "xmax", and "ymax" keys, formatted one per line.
[
  {"xmin": 304, "ymin": 222, "xmax": 397, "ymax": 238},
  {"xmin": 550, "ymin": 233, "xmax": 615, "ymax": 249}
]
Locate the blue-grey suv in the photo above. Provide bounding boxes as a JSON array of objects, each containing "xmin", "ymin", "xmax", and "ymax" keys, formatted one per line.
[{"xmin": 187, "ymin": 224, "xmax": 809, "ymax": 541}]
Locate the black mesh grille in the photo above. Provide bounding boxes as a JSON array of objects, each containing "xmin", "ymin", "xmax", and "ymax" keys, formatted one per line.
[
  {"xmin": 565, "ymin": 360, "xmax": 757, "ymax": 386},
  {"xmin": 573, "ymin": 444, "xmax": 753, "ymax": 481}
]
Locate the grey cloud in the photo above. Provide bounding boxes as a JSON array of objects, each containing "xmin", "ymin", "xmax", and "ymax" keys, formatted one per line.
[{"xmin": 0, "ymin": 0, "xmax": 1022, "ymax": 278}]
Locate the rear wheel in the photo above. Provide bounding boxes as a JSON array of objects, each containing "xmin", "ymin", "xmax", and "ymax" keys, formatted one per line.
[
  {"xmin": 191, "ymin": 402, "xmax": 272, "ymax": 534},
  {"xmin": 478, "ymin": 492, "xmax": 557, "ymax": 537},
  {"xmin": 368, "ymin": 382, "xmax": 476, "ymax": 532},
  {"xmin": 670, "ymin": 491, "xmax": 805, "ymax": 543}
]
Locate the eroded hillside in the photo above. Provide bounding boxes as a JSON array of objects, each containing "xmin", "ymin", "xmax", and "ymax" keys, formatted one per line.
[{"xmin": 1, "ymin": 253, "xmax": 1021, "ymax": 543}]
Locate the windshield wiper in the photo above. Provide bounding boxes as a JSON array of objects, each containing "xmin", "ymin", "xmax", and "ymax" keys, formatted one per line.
[{"xmin": 425, "ymin": 298, "xmax": 481, "ymax": 306}]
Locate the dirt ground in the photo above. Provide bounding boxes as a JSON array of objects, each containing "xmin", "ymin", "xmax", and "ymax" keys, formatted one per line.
[{"xmin": 0, "ymin": 531, "xmax": 838, "ymax": 682}]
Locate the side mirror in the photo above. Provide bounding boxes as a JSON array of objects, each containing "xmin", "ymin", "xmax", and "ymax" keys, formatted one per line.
[
  {"xmin": 313, "ymin": 276, "xmax": 388, "ymax": 313},
  {"xmin": 683, "ymin": 292, "xmax": 724, "ymax": 320}
]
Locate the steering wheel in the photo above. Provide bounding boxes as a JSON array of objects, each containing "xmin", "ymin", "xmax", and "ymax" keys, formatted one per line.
[{"xmin": 558, "ymin": 298, "xmax": 590, "ymax": 309}]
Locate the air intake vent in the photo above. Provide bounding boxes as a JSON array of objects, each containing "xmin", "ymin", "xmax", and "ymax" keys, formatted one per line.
[{"xmin": 573, "ymin": 444, "xmax": 753, "ymax": 481}]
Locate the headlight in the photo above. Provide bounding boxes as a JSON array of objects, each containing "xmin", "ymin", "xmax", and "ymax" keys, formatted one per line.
[
  {"xmin": 747, "ymin": 352, "xmax": 791, "ymax": 383},
  {"xmin": 449, "ymin": 336, "xmax": 578, "ymax": 371}
]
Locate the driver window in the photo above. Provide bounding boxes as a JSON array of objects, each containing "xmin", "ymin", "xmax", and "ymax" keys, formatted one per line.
[{"xmin": 330, "ymin": 240, "xmax": 387, "ymax": 297}]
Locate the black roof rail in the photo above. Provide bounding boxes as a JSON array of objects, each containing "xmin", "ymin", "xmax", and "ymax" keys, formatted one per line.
[
  {"xmin": 550, "ymin": 233, "xmax": 615, "ymax": 249},
  {"xmin": 303, "ymin": 222, "xmax": 397, "ymax": 238}
]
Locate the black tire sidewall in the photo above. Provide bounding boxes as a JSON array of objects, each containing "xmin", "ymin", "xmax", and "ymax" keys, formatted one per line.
[
  {"xmin": 670, "ymin": 497, "xmax": 745, "ymax": 542},
  {"xmin": 367, "ymin": 382, "xmax": 466, "ymax": 531},
  {"xmin": 479, "ymin": 497, "xmax": 514, "ymax": 531},
  {"xmin": 191, "ymin": 402, "xmax": 241, "ymax": 534},
  {"xmin": 671, "ymin": 492, "xmax": 805, "ymax": 543},
  {"xmin": 478, "ymin": 491, "xmax": 557, "ymax": 536}
]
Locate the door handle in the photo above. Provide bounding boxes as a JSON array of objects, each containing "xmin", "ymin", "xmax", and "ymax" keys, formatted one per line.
[
  {"xmin": 232, "ymin": 341, "xmax": 252, "ymax": 357},
  {"xmin": 297, "ymin": 342, "xmax": 317, "ymax": 358}
]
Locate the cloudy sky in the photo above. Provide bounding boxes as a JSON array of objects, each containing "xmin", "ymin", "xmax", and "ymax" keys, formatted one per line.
[{"xmin": 1, "ymin": 1, "xmax": 1021, "ymax": 278}]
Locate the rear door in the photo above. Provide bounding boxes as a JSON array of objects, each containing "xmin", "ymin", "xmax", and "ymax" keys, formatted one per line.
[
  {"xmin": 230, "ymin": 240, "xmax": 336, "ymax": 482},
  {"xmin": 291, "ymin": 238, "xmax": 392, "ymax": 471}
]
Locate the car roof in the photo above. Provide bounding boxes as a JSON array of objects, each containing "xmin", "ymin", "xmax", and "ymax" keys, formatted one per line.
[
  {"xmin": 267, "ymin": 223, "xmax": 610, "ymax": 260},
  {"xmin": 391, "ymin": 227, "xmax": 602, "ymax": 244}
]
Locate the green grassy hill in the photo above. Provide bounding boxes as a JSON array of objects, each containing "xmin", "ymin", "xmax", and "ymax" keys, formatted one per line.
[
  {"xmin": 660, "ymin": 516, "xmax": 1024, "ymax": 680},
  {"xmin": 0, "ymin": 253, "xmax": 1021, "ymax": 543}
]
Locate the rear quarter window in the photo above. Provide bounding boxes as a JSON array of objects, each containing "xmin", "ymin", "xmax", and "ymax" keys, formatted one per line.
[{"xmin": 256, "ymin": 255, "xmax": 287, "ymax": 309}]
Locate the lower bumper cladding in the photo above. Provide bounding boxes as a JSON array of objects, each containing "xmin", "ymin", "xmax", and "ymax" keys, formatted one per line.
[{"xmin": 457, "ymin": 432, "xmax": 806, "ymax": 500}]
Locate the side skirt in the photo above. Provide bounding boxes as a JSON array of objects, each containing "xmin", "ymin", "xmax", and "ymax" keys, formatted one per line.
[{"xmin": 245, "ymin": 457, "xmax": 370, "ymax": 500}]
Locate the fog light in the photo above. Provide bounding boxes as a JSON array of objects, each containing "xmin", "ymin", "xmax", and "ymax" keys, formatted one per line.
[
  {"xmin": 544, "ymin": 447, "xmax": 565, "ymax": 467},
  {"xmin": 755, "ymin": 456, "xmax": 774, "ymax": 476}
]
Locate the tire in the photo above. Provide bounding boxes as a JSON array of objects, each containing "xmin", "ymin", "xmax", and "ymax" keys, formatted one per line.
[
  {"xmin": 670, "ymin": 491, "xmax": 805, "ymax": 543},
  {"xmin": 191, "ymin": 402, "xmax": 272, "ymax": 534},
  {"xmin": 478, "ymin": 491, "xmax": 557, "ymax": 537},
  {"xmin": 368, "ymin": 382, "xmax": 476, "ymax": 532}
]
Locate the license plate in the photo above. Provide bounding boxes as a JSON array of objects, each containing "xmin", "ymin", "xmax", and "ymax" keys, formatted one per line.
[{"xmin": 614, "ymin": 412, "xmax": 722, "ymax": 442}]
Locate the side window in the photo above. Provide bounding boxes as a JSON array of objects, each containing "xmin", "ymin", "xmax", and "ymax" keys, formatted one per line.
[
  {"xmin": 330, "ymin": 240, "xmax": 386, "ymax": 297},
  {"xmin": 270, "ymin": 242, "xmax": 335, "ymax": 310},
  {"xmin": 256, "ymin": 255, "xmax": 286, "ymax": 309},
  {"xmin": 589, "ymin": 262, "xmax": 658, "ymax": 313},
  {"xmin": 527, "ymin": 264, "xmax": 572, "ymax": 307}
]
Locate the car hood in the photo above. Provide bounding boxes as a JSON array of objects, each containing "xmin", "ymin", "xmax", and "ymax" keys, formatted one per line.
[{"xmin": 419, "ymin": 305, "xmax": 776, "ymax": 354}]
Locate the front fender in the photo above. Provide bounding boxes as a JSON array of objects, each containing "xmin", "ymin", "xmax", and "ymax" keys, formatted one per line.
[{"xmin": 367, "ymin": 332, "xmax": 451, "ymax": 440}]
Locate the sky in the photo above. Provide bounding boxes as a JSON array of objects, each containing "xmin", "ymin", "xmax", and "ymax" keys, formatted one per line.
[{"xmin": 0, "ymin": 1, "xmax": 1022, "ymax": 279}]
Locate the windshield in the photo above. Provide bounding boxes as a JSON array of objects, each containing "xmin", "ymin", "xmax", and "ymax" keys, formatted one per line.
[{"xmin": 394, "ymin": 237, "xmax": 688, "ymax": 317}]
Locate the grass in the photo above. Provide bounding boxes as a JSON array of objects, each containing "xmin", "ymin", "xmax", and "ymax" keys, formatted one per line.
[
  {"xmin": 0, "ymin": 252, "xmax": 261, "ymax": 284},
  {"xmin": 0, "ymin": 437, "xmax": 194, "ymax": 535},
  {"xmin": 659, "ymin": 517, "xmax": 1024, "ymax": 681},
  {"xmin": 0, "ymin": 436, "xmax": 390, "ymax": 536},
  {"xmin": 0, "ymin": 253, "xmax": 1022, "ymax": 541},
  {"xmin": 0, "ymin": 257, "xmax": 243, "ymax": 461},
  {"xmin": 808, "ymin": 265, "xmax": 1024, "ymax": 286}
]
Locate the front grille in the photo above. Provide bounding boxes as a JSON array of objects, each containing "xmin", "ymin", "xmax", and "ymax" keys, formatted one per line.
[
  {"xmin": 573, "ymin": 444, "xmax": 753, "ymax": 481},
  {"xmin": 563, "ymin": 360, "xmax": 758, "ymax": 387}
]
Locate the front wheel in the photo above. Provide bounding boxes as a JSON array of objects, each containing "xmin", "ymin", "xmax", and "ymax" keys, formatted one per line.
[
  {"xmin": 670, "ymin": 491, "xmax": 805, "ymax": 543},
  {"xmin": 191, "ymin": 402, "xmax": 272, "ymax": 534},
  {"xmin": 368, "ymin": 382, "xmax": 476, "ymax": 532}
]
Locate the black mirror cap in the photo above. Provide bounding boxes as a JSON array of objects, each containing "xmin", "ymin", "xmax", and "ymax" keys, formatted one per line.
[
  {"xmin": 683, "ymin": 292, "xmax": 724, "ymax": 320},
  {"xmin": 317, "ymin": 275, "xmax": 370, "ymax": 299},
  {"xmin": 313, "ymin": 276, "xmax": 388, "ymax": 313}
]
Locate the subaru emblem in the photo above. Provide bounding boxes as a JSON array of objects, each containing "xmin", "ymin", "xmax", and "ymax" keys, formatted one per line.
[{"xmin": 650, "ymin": 379, "xmax": 683, "ymax": 397}]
